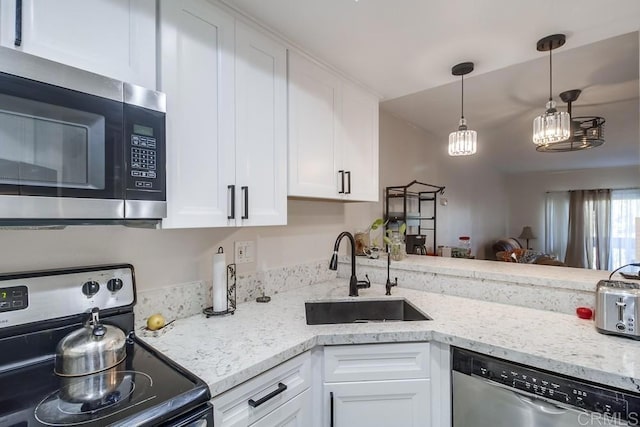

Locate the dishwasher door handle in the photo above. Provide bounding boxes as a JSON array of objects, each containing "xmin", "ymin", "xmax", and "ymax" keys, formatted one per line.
[
  {"xmin": 474, "ymin": 375, "xmax": 577, "ymax": 415},
  {"xmin": 513, "ymin": 393, "xmax": 569, "ymax": 415}
]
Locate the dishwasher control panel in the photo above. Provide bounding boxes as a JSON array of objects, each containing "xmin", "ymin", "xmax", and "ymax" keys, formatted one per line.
[{"xmin": 453, "ymin": 348, "xmax": 640, "ymax": 422}]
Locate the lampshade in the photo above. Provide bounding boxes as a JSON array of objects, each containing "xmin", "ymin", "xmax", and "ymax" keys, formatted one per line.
[
  {"xmin": 518, "ymin": 226, "xmax": 536, "ymax": 240},
  {"xmin": 448, "ymin": 118, "xmax": 477, "ymax": 156},
  {"xmin": 532, "ymin": 100, "xmax": 571, "ymax": 146},
  {"xmin": 448, "ymin": 62, "xmax": 477, "ymax": 157},
  {"xmin": 532, "ymin": 34, "xmax": 570, "ymax": 147}
]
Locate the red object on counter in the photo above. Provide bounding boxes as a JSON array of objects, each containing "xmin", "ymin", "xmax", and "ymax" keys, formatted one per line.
[{"xmin": 576, "ymin": 307, "xmax": 593, "ymax": 320}]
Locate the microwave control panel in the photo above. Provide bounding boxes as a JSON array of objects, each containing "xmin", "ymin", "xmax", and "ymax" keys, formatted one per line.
[
  {"xmin": 124, "ymin": 103, "xmax": 165, "ymax": 201},
  {"xmin": 130, "ymin": 134, "xmax": 158, "ymax": 190}
]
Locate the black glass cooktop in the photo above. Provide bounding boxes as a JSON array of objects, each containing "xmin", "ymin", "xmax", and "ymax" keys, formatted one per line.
[{"xmin": 0, "ymin": 338, "xmax": 209, "ymax": 427}]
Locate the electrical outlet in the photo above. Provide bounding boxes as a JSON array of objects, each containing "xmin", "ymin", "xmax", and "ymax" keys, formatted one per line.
[{"xmin": 234, "ymin": 240, "xmax": 255, "ymax": 264}]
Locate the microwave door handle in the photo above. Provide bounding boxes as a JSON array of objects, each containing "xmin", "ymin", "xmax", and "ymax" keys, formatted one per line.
[
  {"xmin": 227, "ymin": 185, "xmax": 235, "ymax": 220},
  {"xmin": 14, "ymin": 0, "xmax": 22, "ymax": 46}
]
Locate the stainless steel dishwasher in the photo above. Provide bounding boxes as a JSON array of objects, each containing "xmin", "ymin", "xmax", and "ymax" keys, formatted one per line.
[{"xmin": 452, "ymin": 348, "xmax": 640, "ymax": 427}]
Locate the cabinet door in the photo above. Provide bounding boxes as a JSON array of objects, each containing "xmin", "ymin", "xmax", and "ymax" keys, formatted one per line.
[
  {"xmin": 288, "ymin": 51, "xmax": 343, "ymax": 199},
  {"xmin": 341, "ymin": 81, "xmax": 379, "ymax": 202},
  {"xmin": 235, "ymin": 22, "xmax": 287, "ymax": 226},
  {"xmin": 324, "ymin": 379, "xmax": 430, "ymax": 427},
  {"xmin": 0, "ymin": 0, "xmax": 155, "ymax": 88},
  {"xmin": 249, "ymin": 389, "xmax": 312, "ymax": 427},
  {"xmin": 160, "ymin": 0, "xmax": 236, "ymax": 228}
]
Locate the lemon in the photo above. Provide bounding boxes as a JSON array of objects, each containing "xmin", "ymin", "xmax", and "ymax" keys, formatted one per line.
[{"xmin": 146, "ymin": 313, "xmax": 166, "ymax": 331}]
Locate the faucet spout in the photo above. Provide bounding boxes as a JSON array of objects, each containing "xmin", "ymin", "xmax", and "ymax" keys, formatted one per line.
[{"xmin": 329, "ymin": 231, "xmax": 364, "ymax": 296}]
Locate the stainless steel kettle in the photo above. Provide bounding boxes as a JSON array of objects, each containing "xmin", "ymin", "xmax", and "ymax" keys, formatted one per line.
[{"xmin": 55, "ymin": 307, "xmax": 127, "ymax": 377}]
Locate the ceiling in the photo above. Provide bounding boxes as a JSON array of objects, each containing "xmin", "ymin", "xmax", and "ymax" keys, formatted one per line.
[
  {"xmin": 221, "ymin": 0, "xmax": 640, "ymax": 173},
  {"xmin": 222, "ymin": 0, "xmax": 640, "ymax": 99},
  {"xmin": 382, "ymin": 32, "xmax": 640, "ymax": 173}
]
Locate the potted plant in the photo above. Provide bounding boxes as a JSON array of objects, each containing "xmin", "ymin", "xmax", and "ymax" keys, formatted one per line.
[{"xmin": 355, "ymin": 218, "xmax": 386, "ymax": 256}]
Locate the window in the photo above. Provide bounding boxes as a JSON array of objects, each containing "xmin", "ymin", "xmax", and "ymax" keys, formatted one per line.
[
  {"xmin": 545, "ymin": 188, "xmax": 639, "ymax": 270},
  {"xmin": 610, "ymin": 188, "xmax": 640, "ymax": 270}
]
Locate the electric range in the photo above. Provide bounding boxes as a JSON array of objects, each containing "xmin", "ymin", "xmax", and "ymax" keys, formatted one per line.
[{"xmin": 0, "ymin": 264, "xmax": 213, "ymax": 427}]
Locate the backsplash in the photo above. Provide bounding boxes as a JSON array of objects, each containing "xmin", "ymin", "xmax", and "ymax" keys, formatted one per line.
[{"xmin": 135, "ymin": 259, "xmax": 335, "ymax": 327}]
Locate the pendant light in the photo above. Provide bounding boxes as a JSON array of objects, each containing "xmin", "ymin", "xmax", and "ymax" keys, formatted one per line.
[
  {"xmin": 532, "ymin": 34, "xmax": 570, "ymax": 147},
  {"xmin": 536, "ymin": 89, "xmax": 606, "ymax": 152},
  {"xmin": 448, "ymin": 62, "xmax": 477, "ymax": 156}
]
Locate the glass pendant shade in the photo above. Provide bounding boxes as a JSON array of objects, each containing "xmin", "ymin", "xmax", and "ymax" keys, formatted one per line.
[
  {"xmin": 532, "ymin": 100, "xmax": 571, "ymax": 146},
  {"xmin": 448, "ymin": 118, "xmax": 477, "ymax": 156}
]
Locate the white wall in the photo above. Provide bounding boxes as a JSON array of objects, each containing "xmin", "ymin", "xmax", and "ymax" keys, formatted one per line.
[
  {"xmin": 0, "ymin": 199, "xmax": 347, "ymax": 290},
  {"xmin": 348, "ymin": 110, "xmax": 508, "ymax": 259},
  {"xmin": 504, "ymin": 165, "xmax": 640, "ymax": 252}
]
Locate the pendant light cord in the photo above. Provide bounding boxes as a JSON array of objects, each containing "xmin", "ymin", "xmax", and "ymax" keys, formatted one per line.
[
  {"xmin": 548, "ymin": 48, "xmax": 553, "ymax": 102},
  {"xmin": 461, "ymin": 74, "xmax": 464, "ymax": 119}
]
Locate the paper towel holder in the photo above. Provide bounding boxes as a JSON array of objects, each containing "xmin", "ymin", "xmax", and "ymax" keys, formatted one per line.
[{"xmin": 203, "ymin": 247, "xmax": 237, "ymax": 318}]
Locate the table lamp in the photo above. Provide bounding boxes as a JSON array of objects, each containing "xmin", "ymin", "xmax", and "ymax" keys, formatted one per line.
[{"xmin": 518, "ymin": 226, "xmax": 536, "ymax": 250}]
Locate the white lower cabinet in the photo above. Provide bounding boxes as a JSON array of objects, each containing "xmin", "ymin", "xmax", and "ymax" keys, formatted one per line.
[
  {"xmin": 211, "ymin": 343, "xmax": 450, "ymax": 427},
  {"xmin": 249, "ymin": 389, "xmax": 311, "ymax": 427},
  {"xmin": 322, "ymin": 342, "xmax": 438, "ymax": 427},
  {"xmin": 212, "ymin": 352, "xmax": 312, "ymax": 427},
  {"xmin": 325, "ymin": 379, "xmax": 430, "ymax": 427}
]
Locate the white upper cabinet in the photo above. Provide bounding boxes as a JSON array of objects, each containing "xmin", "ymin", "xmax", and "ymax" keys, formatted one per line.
[
  {"xmin": 0, "ymin": 0, "xmax": 156, "ymax": 88},
  {"xmin": 160, "ymin": 0, "xmax": 235, "ymax": 228},
  {"xmin": 341, "ymin": 81, "xmax": 379, "ymax": 202},
  {"xmin": 288, "ymin": 51, "xmax": 379, "ymax": 202},
  {"xmin": 288, "ymin": 51, "xmax": 343, "ymax": 199},
  {"xmin": 235, "ymin": 22, "xmax": 287, "ymax": 226},
  {"xmin": 160, "ymin": 0, "xmax": 287, "ymax": 229}
]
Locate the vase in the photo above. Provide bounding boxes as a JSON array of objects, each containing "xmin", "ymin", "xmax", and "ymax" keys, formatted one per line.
[{"xmin": 389, "ymin": 232, "xmax": 406, "ymax": 261}]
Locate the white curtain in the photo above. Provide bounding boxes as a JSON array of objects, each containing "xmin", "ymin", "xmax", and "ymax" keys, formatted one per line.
[
  {"xmin": 565, "ymin": 189, "xmax": 611, "ymax": 269},
  {"xmin": 610, "ymin": 188, "xmax": 640, "ymax": 270},
  {"xmin": 545, "ymin": 191, "xmax": 569, "ymax": 262}
]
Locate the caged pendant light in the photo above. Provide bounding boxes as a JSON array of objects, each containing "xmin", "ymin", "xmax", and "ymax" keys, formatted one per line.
[
  {"xmin": 532, "ymin": 34, "xmax": 571, "ymax": 147},
  {"xmin": 448, "ymin": 62, "xmax": 477, "ymax": 156}
]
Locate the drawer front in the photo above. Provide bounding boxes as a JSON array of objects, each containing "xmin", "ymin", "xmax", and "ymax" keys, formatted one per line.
[
  {"xmin": 324, "ymin": 342, "xmax": 430, "ymax": 382},
  {"xmin": 249, "ymin": 389, "xmax": 312, "ymax": 427},
  {"xmin": 213, "ymin": 352, "xmax": 311, "ymax": 427}
]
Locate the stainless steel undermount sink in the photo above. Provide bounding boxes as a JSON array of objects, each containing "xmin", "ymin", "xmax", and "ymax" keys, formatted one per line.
[{"xmin": 304, "ymin": 298, "xmax": 432, "ymax": 325}]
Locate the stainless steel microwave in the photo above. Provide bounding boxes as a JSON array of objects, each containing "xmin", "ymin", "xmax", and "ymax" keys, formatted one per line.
[{"xmin": 0, "ymin": 47, "xmax": 166, "ymax": 224}]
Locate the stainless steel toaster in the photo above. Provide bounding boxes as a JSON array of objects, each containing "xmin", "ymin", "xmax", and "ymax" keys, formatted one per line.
[{"xmin": 595, "ymin": 280, "xmax": 640, "ymax": 339}]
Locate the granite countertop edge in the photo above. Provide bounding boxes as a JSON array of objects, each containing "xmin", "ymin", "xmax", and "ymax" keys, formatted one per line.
[{"xmin": 139, "ymin": 280, "xmax": 640, "ymax": 397}]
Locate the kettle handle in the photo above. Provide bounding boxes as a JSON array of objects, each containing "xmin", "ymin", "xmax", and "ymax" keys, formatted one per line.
[{"xmin": 90, "ymin": 307, "xmax": 106, "ymax": 338}]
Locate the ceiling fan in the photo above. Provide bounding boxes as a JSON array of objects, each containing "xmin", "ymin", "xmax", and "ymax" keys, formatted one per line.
[{"xmin": 535, "ymin": 88, "xmax": 606, "ymax": 152}]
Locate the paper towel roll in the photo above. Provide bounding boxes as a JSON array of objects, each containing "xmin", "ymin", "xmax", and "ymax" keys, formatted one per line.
[{"xmin": 212, "ymin": 249, "xmax": 227, "ymax": 312}]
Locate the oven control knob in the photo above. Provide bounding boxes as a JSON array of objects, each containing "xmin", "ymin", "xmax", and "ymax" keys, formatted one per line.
[
  {"xmin": 81, "ymin": 281, "xmax": 100, "ymax": 297},
  {"xmin": 107, "ymin": 278, "xmax": 123, "ymax": 293}
]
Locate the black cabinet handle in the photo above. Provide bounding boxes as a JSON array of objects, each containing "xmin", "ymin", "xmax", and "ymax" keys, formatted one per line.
[
  {"xmin": 345, "ymin": 171, "xmax": 351, "ymax": 194},
  {"xmin": 241, "ymin": 186, "xmax": 249, "ymax": 219},
  {"xmin": 330, "ymin": 391, "xmax": 334, "ymax": 427},
  {"xmin": 338, "ymin": 170, "xmax": 345, "ymax": 194},
  {"xmin": 227, "ymin": 185, "xmax": 235, "ymax": 219},
  {"xmin": 14, "ymin": 0, "xmax": 22, "ymax": 46},
  {"xmin": 248, "ymin": 382, "xmax": 287, "ymax": 408}
]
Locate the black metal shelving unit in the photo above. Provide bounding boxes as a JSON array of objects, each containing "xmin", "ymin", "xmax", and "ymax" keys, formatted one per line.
[{"xmin": 384, "ymin": 180, "xmax": 445, "ymax": 255}]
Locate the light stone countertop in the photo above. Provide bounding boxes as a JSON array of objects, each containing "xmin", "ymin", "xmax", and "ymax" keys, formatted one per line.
[{"xmin": 139, "ymin": 279, "xmax": 640, "ymax": 397}]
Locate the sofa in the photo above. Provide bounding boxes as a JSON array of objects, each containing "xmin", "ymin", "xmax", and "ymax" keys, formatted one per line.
[{"xmin": 492, "ymin": 238, "xmax": 566, "ymax": 266}]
